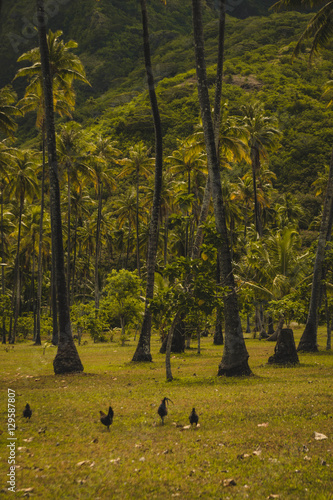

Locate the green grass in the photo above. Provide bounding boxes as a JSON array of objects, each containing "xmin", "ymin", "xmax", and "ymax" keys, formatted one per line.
[{"xmin": 1, "ymin": 326, "xmax": 332, "ymax": 499}]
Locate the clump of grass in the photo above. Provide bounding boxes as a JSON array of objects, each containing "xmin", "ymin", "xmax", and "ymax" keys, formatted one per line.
[{"xmin": 0, "ymin": 327, "xmax": 332, "ymax": 499}]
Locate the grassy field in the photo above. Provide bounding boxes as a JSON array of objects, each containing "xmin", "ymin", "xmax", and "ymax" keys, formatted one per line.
[{"xmin": 1, "ymin": 326, "xmax": 332, "ymax": 499}]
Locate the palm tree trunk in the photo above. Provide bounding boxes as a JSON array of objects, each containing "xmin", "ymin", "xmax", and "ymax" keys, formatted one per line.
[
  {"xmin": 192, "ymin": 0, "xmax": 251, "ymax": 376},
  {"xmin": 298, "ymin": 147, "xmax": 333, "ymax": 352},
  {"xmin": 35, "ymin": 131, "xmax": 45, "ymax": 346},
  {"xmin": 132, "ymin": 0, "xmax": 163, "ymax": 362},
  {"xmin": 11, "ymin": 195, "xmax": 24, "ymax": 344},
  {"xmin": 251, "ymin": 146, "xmax": 263, "ymax": 238},
  {"xmin": 36, "ymin": 0, "xmax": 83, "ymax": 373},
  {"xmin": 95, "ymin": 180, "xmax": 102, "ymax": 312},
  {"xmin": 67, "ymin": 162, "xmax": 71, "ymax": 307},
  {"xmin": 136, "ymin": 166, "xmax": 141, "ymax": 276}
]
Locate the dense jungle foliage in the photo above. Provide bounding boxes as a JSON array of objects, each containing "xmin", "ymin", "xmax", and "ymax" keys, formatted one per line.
[{"xmin": 0, "ymin": 0, "xmax": 332, "ymax": 346}]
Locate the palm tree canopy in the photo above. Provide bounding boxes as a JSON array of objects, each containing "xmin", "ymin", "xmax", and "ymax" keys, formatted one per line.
[
  {"xmin": 273, "ymin": 0, "xmax": 333, "ymax": 58},
  {"xmin": 15, "ymin": 30, "xmax": 89, "ymax": 109},
  {"xmin": 0, "ymin": 86, "xmax": 21, "ymax": 139}
]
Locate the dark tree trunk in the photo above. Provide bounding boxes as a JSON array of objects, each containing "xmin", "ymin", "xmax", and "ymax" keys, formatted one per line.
[
  {"xmin": 298, "ymin": 148, "xmax": 333, "ymax": 352},
  {"xmin": 136, "ymin": 166, "xmax": 141, "ymax": 277},
  {"xmin": 95, "ymin": 180, "xmax": 102, "ymax": 312},
  {"xmin": 214, "ymin": 307, "xmax": 224, "ymax": 345},
  {"xmin": 192, "ymin": 0, "xmax": 251, "ymax": 376},
  {"xmin": 268, "ymin": 328, "xmax": 299, "ymax": 365},
  {"xmin": 36, "ymin": 0, "xmax": 83, "ymax": 373},
  {"xmin": 160, "ymin": 317, "xmax": 185, "ymax": 354},
  {"xmin": 132, "ymin": 0, "xmax": 163, "ymax": 362},
  {"xmin": 266, "ymin": 315, "xmax": 284, "ymax": 342},
  {"xmin": 35, "ymin": 133, "xmax": 45, "ymax": 346}
]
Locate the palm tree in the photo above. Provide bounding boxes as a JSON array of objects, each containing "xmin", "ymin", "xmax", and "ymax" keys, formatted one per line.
[
  {"xmin": 118, "ymin": 142, "xmax": 154, "ymax": 276},
  {"xmin": 132, "ymin": 0, "xmax": 164, "ymax": 362},
  {"xmin": 89, "ymin": 136, "xmax": 120, "ymax": 310},
  {"xmin": 36, "ymin": 0, "xmax": 83, "ymax": 373},
  {"xmin": 192, "ymin": 0, "xmax": 251, "ymax": 376},
  {"xmin": 56, "ymin": 121, "xmax": 90, "ymax": 306},
  {"xmin": 6, "ymin": 150, "xmax": 39, "ymax": 343},
  {"xmin": 273, "ymin": 0, "xmax": 333, "ymax": 59},
  {"xmin": 241, "ymin": 101, "xmax": 280, "ymax": 237},
  {"xmin": 274, "ymin": 0, "xmax": 333, "ymax": 351},
  {"xmin": 0, "ymin": 86, "xmax": 21, "ymax": 139},
  {"xmin": 168, "ymin": 139, "xmax": 207, "ymax": 256}
]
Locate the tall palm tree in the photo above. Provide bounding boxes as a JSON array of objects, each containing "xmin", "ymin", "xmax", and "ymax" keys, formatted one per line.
[
  {"xmin": 6, "ymin": 150, "xmax": 39, "ymax": 343},
  {"xmin": 36, "ymin": 0, "xmax": 83, "ymax": 373},
  {"xmin": 132, "ymin": 0, "xmax": 164, "ymax": 362},
  {"xmin": 118, "ymin": 142, "xmax": 154, "ymax": 276},
  {"xmin": 192, "ymin": 0, "xmax": 251, "ymax": 376},
  {"xmin": 89, "ymin": 136, "xmax": 119, "ymax": 310},
  {"xmin": 274, "ymin": 0, "xmax": 333, "ymax": 351},
  {"xmin": 56, "ymin": 121, "xmax": 90, "ymax": 306},
  {"xmin": 241, "ymin": 101, "xmax": 280, "ymax": 238}
]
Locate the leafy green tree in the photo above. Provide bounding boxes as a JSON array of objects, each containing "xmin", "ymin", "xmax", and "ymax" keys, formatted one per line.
[{"xmin": 100, "ymin": 270, "xmax": 143, "ymax": 346}]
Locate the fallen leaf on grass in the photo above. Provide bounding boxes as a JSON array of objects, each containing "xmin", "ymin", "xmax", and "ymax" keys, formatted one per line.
[
  {"xmin": 314, "ymin": 432, "xmax": 328, "ymax": 441},
  {"xmin": 23, "ymin": 437, "xmax": 34, "ymax": 443},
  {"xmin": 267, "ymin": 495, "xmax": 280, "ymax": 499},
  {"xmin": 16, "ymin": 488, "xmax": 34, "ymax": 493},
  {"xmin": 304, "ymin": 455, "xmax": 311, "ymax": 461},
  {"xmin": 76, "ymin": 460, "xmax": 90, "ymax": 467},
  {"xmin": 258, "ymin": 422, "xmax": 269, "ymax": 427},
  {"xmin": 110, "ymin": 458, "xmax": 121, "ymax": 464},
  {"xmin": 223, "ymin": 478, "xmax": 236, "ymax": 487}
]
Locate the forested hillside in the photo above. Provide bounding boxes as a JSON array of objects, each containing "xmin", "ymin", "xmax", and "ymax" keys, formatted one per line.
[{"xmin": 1, "ymin": 0, "xmax": 333, "ymax": 353}]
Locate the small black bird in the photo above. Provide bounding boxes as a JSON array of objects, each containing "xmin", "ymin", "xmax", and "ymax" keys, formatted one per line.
[
  {"xmin": 23, "ymin": 403, "xmax": 32, "ymax": 420},
  {"xmin": 99, "ymin": 406, "xmax": 114, "ymax": 431},
  {"xmin": 189, "ymin": 407, "xmax": 199, "ymax": 426},
  {"xmin": 158, "ymin": 397, "xmax": 173, "ymax": 425}
]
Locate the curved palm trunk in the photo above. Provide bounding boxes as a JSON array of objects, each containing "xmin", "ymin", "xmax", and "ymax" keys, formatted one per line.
[
  {"xmin": 191, "ymin": 1, "xmax": 225, "ymax": 259},
  {"xmin": 192, "ymin": 0, "xmax": 251, "ymax": 376},
  {"xmin": 132, "ymin": 0, "xmax": 163, "ymax": 362},
  {"xmin": 37, "ymin": 0, "xmax": 83, "ymax": 373},
  {"xmin": 298, "ymin": 148, "xmax": 333, "ymax": 352}
]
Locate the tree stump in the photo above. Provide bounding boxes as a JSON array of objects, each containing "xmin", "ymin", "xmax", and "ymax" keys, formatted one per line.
[{"xmin": 268, "ymin": 328, "xmax": 299, "ymax": 365}]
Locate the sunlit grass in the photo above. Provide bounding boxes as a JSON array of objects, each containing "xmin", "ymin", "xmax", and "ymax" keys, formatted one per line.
[{"xmin": 0, "ymin": 326, "xmax": 332, "ymax": 499}]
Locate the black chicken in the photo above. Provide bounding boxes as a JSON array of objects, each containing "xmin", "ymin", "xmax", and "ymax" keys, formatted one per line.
[
  {"xmin": 99, "ymin": 406, "xmax": 114, "ymax": 431},
  {"xmin": 157, "ymin": 397, "xmax": 173, "ymax": 425},
  {"xmin": 23, "ymin": 403, "xmax": 32, "ymax": 420},
  {"xmin": 189, "ymin": 407, "xmax": 199, "ymax": 426}
]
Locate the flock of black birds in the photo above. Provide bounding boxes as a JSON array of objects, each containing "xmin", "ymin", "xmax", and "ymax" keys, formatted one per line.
[{"xmin": 23, "ymin": 398, "xmax": 199, "ymax": 431}]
